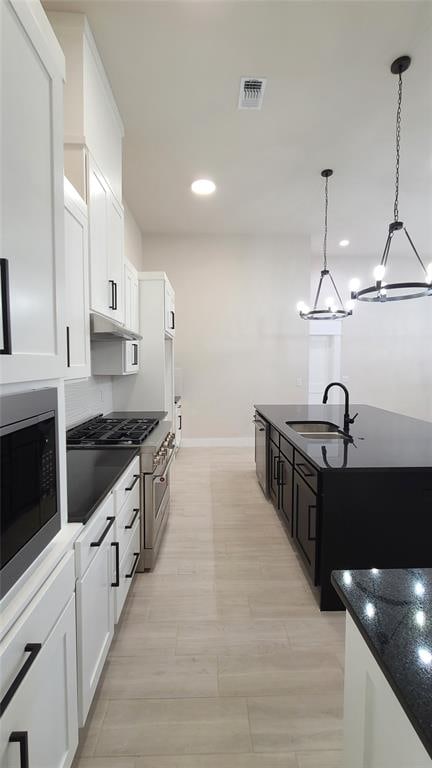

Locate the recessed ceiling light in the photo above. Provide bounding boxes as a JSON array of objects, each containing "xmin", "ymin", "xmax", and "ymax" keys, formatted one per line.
[
  {"xmin": 339, "ymin": 239, "xmax": 350, "ymax": 247},
  {"xmin": 191, "ymin": 179, "xmax": 216, "ymax": 195}
]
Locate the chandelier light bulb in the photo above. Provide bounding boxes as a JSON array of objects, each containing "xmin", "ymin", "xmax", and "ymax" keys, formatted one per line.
[
  {"xmin": 302, "ymin": 304, "xmax": 310, "ymax": 314},
  {"xmin": 373, "ymin": 264, "xmax": 386, "ymax": 282},
  {"xmin": 297, "ymin": 301, "xmax": 306, "ymax": 313},
  {"xmin": 325, "ymin": 296, "xmax": 335, "ymax": 309},
  {"xmin": 349, "ymin": 278, "xmax": 361, "ymax": 293},
  {"xmin": 346, "ymin": 299, "xmax": 355, "ymax": 311}
]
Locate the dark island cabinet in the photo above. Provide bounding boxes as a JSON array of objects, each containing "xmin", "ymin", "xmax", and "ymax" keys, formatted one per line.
[
  {"xmin": 294, "ymin": 472, "xmax": 318, "ymax": 583},
  {"xmin": 269, "ymin": 437, "xmax": 279, "ymax": 507},
  {"xmin": 278, "ymin": 452, "xmax": 294, "ymax": 535}
]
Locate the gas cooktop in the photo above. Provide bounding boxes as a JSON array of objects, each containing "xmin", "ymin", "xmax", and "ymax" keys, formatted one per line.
[{"xmin": 67, "ymin": 415, "xmax": 159, "ymax": 446}]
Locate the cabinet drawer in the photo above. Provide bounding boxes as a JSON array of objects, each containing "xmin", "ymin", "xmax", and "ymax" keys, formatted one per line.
[
  {"xmin": 280, "ymin": 436, "xmax": 294, "ymax": 464},
  {"xmin": 270, "ymin": 426, "xmax": 280, "ymax": 447},
  {"xmin": 114, "ymin": 455, "xmax": 141, "ymax": 514},
  {"xmin": 0, "ymin": 551, "xmax": 75, "ymax": 716},
  {"xmin": 75, "ymin": 493, "xmax": 115, "ymax": 580},
  {"xmin": 116, "ymin": 483, "xmax": 140, "ymax": 564},
  {"xmin": 294, "ymin": 452, "xmax": 318, "ymax": 492},
  {"xmin": 114, "ymin": 519, "xmax": 140, "ymax": 623}
]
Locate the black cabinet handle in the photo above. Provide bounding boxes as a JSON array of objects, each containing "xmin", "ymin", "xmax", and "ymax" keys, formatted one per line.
[
  {"xmin": 66, "ymin": 325, "xmax": 71, "ymax": 368},
  {"xmin": 273, "ymin": 454, "xmax": 279, "ymax": 480},
  {"xmin": 170, "ymin": 310, "xmax": 175, "ymax": 330},
  {"xmin": 109, "ymin": 280, "xmax": 115, "ymax": 310},
  {"xmin": 90, "ymin": 516, "xmax": 115, "ymax": 547},
  {"xmin": 125, "ymin": 508, "xmax": 140, "ymax": 530},
  {"xmin": 278, "ymin": 459, "xmax": 286, "ymax": 487},
  {"xmin": 296, "ymin": 462, "xmax": 314, "ymax": 478},
  {"xmin": 111, "ymin": 541, "xmax": 120, "ymax": 587},
  {"xmin": 0, "ymin": 258, "xmax": 12, "ymax": 355},
  {"xmin": 125, "ymin": 474, "xmax": 140, "ymax": 492},
  {"xmin": 308, "ymin": 504, "xmax": 317, "ymax": 542},
  {"xmin": 178, "ymin": 414, "xmax": 182, "ymax": 430},
  {"xmin": 125, "ymin": 552, "xmax": 140, "ymax": 579},
  {"xmin": 132, "ymin": 344, "xmax": 138, "ymax": 365},
  {"xmin": 0, "ymin": 644, "xmax": 42, "ymax": 716},
  {"xmin": 9, "ymin": 732, "xmax": 29, "ymax": 768},
  {"xmin": 114, "ymin": 281, "xmax": 118, "ymax": 310}
]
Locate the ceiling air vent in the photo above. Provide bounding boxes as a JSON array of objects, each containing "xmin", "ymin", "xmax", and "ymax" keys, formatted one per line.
[{"xmin": 238, "ymin": 77, "xmax": 267, "ymax": 110}]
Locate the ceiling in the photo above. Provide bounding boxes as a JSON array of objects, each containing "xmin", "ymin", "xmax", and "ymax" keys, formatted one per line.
[{"xmin": 44, "ymin": 0, "xmax": 432, "ymax": 255}]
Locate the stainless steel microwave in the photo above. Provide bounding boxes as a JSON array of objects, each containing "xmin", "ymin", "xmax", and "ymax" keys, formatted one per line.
[{"xmin": 0, "ymin": 388, "xmax": 61, "ymax": 599}]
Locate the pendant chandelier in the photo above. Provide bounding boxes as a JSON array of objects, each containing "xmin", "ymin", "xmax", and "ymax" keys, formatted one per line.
[
  {"xmin": 350, "ymin": 56, "xmax": 432, "ymax": 304},
  {"xmin": 297, "ymin": 169, "xmax": 353, "ymax": 320}
]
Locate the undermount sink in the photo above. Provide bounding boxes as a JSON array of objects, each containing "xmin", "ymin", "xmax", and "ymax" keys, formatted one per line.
[{"xmin": 286, "ymin": 421, "xmax": 346, "ymax": 439}]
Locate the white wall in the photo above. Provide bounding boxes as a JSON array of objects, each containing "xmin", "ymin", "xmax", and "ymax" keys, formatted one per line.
[
  {"xmin": 141, "ymin": 234, "xmax": 311, "ymax": 441},
  {"xmin": 124, "ymin": 201, "xmax": 143, "ymax": 270},
  {"xmin": 310, "ymin": 251, "xmax": 432, "ymax": 422}
]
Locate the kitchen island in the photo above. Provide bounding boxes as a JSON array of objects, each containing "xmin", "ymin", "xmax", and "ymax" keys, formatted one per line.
[
  {"xmin": 254, "ymin": 403, "xmax": 432, "ymax": 609},
  {"xmin": 332, "ymin": 567, "xmax": 432, "ymax": 766}
]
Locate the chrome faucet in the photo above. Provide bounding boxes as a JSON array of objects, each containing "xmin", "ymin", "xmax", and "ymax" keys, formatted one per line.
[{"xmin": 322, "ymin": 381, "xmax": 358, "ymax": 434}]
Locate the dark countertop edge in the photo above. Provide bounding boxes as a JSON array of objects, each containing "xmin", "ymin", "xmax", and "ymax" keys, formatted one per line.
[
  {"xmin": 67, "ymin": 446, "xmax": 140, "ymax": 524},
  {"xmin": 254, "ymin": 405, "xmax": 432, "ymax": 473},
  {"xmin": 331, "ymin": 572, "xmax": 432, "ymax": 759}
]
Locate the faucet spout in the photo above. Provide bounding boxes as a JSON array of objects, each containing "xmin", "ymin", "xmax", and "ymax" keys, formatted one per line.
[{"xmin": 322, "ymin": 381, "xmax": 358, "ymax": 434}]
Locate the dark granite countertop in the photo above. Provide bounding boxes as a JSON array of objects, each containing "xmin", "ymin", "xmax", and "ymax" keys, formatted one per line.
[
  {"xmin": 67, "ymin": 447, "xmax": 139, "ymax": 524},
  {"xmin": 254, "ymin": 404, "xmax": 432, "ymax": 470},
  {"xmin": 332, "ymin": 568, "xmax": 432, "ymax": 759}
]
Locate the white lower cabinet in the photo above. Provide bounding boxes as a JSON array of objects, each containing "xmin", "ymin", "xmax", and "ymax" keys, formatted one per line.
[
  {"xmin": 75, "ymin": 496, "xmax": 115, "ymax": 727},
  {"xmin": 0, "ymin": 553, "xmax": 78, "ymax": 768},
  {"xmin": 114, "ymin": 518, "xmax": 140, "ymax": 624}
]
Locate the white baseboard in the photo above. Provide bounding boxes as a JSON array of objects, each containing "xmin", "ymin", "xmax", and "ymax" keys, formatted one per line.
[{"xmin": 181, "ymin": 437, "xmax": 255, "ymax": 448}]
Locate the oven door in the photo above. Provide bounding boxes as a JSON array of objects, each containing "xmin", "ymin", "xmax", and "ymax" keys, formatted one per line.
[
  {"xmin": 0, "ymin": 406, "xmax": 60, "ymax": 598},
  {"xmin": 143, "ymin": 448, "xmax": 175, "ymax": 563}
]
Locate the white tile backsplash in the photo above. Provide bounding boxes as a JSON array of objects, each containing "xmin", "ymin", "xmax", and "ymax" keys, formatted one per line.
[{"xmin": 65, "ymin": 376, "xmax": 113, "ymax": 427}]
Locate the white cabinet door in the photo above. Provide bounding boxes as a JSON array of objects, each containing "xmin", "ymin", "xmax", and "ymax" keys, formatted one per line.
[
  {"xmin": 0, "ymin": 596, "xmax": 78, "ymax": 768},
  {"xmin": 164, "ymin": 281, "xmax": 176, "ymax": 337},
  {"xmin": 108, "ymin": 194, "xmax": 124, "ymax": 324},
  {"xmin": 124, "ymin": 261, "xmax": 139, "ymax": 333},
  {"xmin": 76, "ymin": 522, "xmax": 115, "ymax": 726},
  {"xmin": 64, "ymin": 178, "xmax": 90, "ymax": 379},
  {"xmin": 0, "ymin": 0, "xmax": 65, "ymax": 383},
  {"xmin": 88, "ymin": 158, "xmax": 110, "ymax": 318}
]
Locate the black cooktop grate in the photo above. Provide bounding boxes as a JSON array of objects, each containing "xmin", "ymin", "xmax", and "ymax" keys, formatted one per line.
[{"xmin": 67, "ymin": 416, "xmax": 159, "ymax": 445}]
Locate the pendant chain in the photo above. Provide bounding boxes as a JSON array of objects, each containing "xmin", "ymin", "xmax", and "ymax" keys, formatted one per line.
[
  {"xmin": 323, "ymin": 175, "xmax": 329, "ymax": 271},
  {"xmin": 394, "ymin": 71, "xmax": 402, "ymax": 222}
]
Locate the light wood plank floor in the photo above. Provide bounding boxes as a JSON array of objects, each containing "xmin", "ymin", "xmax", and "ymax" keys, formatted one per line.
[{"xmin": 73, "ymin": 448, "xmax": 345, "ymax": 768}]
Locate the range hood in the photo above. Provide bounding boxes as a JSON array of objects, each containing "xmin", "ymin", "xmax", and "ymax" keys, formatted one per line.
[{"xmin": 90, "ymin": 312, "xmax": 142, "ymax": 341}]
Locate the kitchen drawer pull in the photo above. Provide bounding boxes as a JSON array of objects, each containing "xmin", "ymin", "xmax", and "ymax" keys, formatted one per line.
[
  {"xmin": 114, "ymin": 281, "xmax": 118, "ymax": 311},
  {"xmin": 66, "ymin": 325, "xmax": 71, "ymax": 368},
  {"xmin": 109, "ymin": 280, "xmax": 115, "ymax": 310},
  {"xmin": 273, "ymin": 454, "xmax": 279, "ymax": 480},
  {"xmin": 277, "ymin": 459, "xmax": 286, "ymax": 486},
  {"xmin": 9, "ymin": 732, "xmax": 29, "ymax": 768},
  {"xmin": 0, "ymin": 258, "xmax": 12, "ymax": 355},
  {"xmin": 178, "ymin": 414, "xmax": 182, "ymax": 430},
  {"xmin": 111, "ymin": 541, "xmax": 120, "ymax": 587},
  {"xmin": 296, "ymin": 462, "xmax": 314, "ymax": 478},
  {"xmin": 125, "ymin": 508, "xmax": 140, "ymax": 530},
  {"xmin": 0, "ymin": 644, "xmax": 42, "ymax": 716},
  {"xmin": 170, "ymin": 310, "xmax": 175, "ymax": 330},
  {"xmin": 125, "ymin": 552, "xmax": 140, "ymax": 579},
  {"xmin": 90, "ymin": 516, "xmax": 115, "ymax": 547},
  {"xmin": 125, "ymin": 474, "xmax": 140, "ymax": 492}
]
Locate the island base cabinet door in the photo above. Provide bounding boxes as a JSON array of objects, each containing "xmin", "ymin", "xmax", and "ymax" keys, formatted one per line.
[
  {"xmin": 294, "ymin": 474, "xmax": 318, "ymax": 583},
  {"xmin": 76, "ymin": 533, "xmax": 115, "ymax": 727},
  {"xmin": 279, "ymin": 457, "xmax": 294, "ymax": 536},
  {"xmin": 269, "ymin": 440, "xmax": 279, "ymax": 508},
  {"xmin": 0, "ymin": 596, "xmax": 78, "ymax": 768}
]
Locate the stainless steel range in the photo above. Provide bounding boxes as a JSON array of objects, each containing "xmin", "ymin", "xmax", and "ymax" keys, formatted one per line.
[{"xmin": 66, "ymin": 412, "xmax": 175, "ymax": 570}]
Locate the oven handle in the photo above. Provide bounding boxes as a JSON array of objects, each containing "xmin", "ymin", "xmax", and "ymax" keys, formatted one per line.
[{"xmin": 153, "ymin": 450, "xmax": 175, "ymax": 484}]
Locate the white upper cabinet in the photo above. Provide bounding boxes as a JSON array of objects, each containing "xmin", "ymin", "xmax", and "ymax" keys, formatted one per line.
[
  {"xmin": 47, "ymin": 12, "xmax": 124, "ymax": 204},
  {"xmin": 88, "ymin": 155, "xmax": 124, "ymax": 323},
  {"xmin": 0, "ymin": 0, "xmax": 65, "ymax": 384},
  {"xmin": 165, "ymin": 278, "xmax": 176, "ymax": 338},
  {"xmin": 64, "ymin": 178, "xmax": 91, "ymax": 379},
  {"xmin": 124, "ymin": 259, "xmax": 139, "ymax": 333}
]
